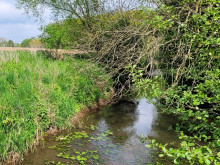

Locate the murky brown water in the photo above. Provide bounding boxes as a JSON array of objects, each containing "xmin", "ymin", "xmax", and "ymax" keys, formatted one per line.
[{"xmin": 21, "ymin": 98, "xmax": 178, "ymax": 165}]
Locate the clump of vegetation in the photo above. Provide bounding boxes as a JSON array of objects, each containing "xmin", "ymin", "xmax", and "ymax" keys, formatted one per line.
[
  {"xmin": 135, "ymin": 0, "xmax": 220, "ymax": 164},
  {"xmin": 46, "ymin": 126, "xmax": 115, "ymax": 165},
  {"xmin": 40, "ymin": 19, "xmax": 84, "ymax": 49},
  {"xmin": 0, "ymin": 37, "xmax": 18, "ymax": 47},
  {"xmin": 0, "ymin": 51, "xmax": 112, "ymax": 162},
  {"xmin": 20, "ymin": 38, "xmax": 44, "ymax": 48}
]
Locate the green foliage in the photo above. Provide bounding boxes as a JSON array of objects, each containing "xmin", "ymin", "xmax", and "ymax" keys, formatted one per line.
[
  {"xmin": 145, "ymin": 132, "xmax": 220, "ymax": 165},
  {"xmin": 46, "ymin": 127, "xmax": 115, "ymax": 164},
  {"xmin": 40, "ymin": 19, "xmax": 83, "ymax": 49},
  {"xmin": 134, "ymin": 0, "xmax": 220, "ymax": 164},
  {"xmin": 17, "ymin": 0, "xmax": 104, "ymax": 29},
  {"xmin": 20, "ymin": 38, "xmax": 32, "ymax": 47},
  {"xmin": 0, "ymin": 38, "xmax": 15, "ymax": 47},
  {"xmin": 7, "ymin": 40, "xmax": 14, "ymax": 47},
  {"xmin": 39, "ymin": 10, "xmax": 148, "ymax": 49},
  {"xmin": 0, "ymin": 51, "xmax": 112, "ymax": 161}
]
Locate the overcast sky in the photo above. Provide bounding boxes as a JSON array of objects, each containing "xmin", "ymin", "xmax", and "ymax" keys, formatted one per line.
[{"xmin": 0, "ymin": 0, "xmax": 50, "ymax": 43}]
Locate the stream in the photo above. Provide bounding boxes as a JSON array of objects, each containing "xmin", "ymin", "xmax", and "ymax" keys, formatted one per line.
[{"xmin": 21, "ymin": 98, "xmax": 179, "ymax": 165}]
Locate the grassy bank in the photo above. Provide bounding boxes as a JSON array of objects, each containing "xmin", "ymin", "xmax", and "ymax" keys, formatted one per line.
[{"xmin": 0, "ymin": 51, "xmax": 112, "ymax": 162}]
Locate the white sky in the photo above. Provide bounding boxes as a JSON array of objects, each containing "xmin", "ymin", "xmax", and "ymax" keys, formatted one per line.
[
  {"xmin": 0, "ymin": 0, "xmax": 156, "ymax": 44},
  {"xmin": 0, "ymin": 0, "xmax": 50, "ymax": 43}
]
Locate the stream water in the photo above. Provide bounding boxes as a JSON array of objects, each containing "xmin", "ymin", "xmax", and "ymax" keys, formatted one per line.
[{"xmin": 21, "ymin": 98, "xmax": 179, "ymax": 165}]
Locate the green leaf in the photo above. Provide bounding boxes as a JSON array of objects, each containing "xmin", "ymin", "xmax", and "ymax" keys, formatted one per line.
[
  {"xmin": 146, "ymin": 144, "xmax": 151, "ymax": 148},
  {"xmin": 159, "ymin": 154, "xmax": 164, "ymax": 157},
  {"xmin": 205, "ymin": 158, "xmax": 211, "ymax": 165}
]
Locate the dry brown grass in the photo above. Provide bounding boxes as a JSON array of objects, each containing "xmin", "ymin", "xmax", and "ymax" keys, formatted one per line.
[
  {"xmin": 0, "ymin": 47, "xmax": 87, "ymax": 55},
  {"xmin": 0, "ymin": 47, "xmax": 43, "ymax": 52}
]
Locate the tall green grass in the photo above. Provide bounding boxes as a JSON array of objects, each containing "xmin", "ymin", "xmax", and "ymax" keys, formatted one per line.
[{"xmin": 0, "ymin": 51, "xmax": 112, "ymax": 161}]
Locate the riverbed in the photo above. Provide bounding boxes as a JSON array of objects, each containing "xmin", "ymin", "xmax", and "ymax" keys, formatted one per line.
[{"xmin": 21, "ymin": 98, "xmax": 178, "ymax": 165}]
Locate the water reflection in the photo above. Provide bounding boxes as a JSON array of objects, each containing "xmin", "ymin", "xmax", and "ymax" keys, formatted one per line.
[
  {"xmin": 21, "ymin": 98, "xmax": 178, "ymax": 165},
  {"xmin": 133, "ymin": 98, "xmax": 158, "ymax": 137},
  {"xmin": 91, "ymin": 98, "xmax": 160, "ymax": 164}
]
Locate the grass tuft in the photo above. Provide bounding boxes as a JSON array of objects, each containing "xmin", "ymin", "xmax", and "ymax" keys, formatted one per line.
[{"xmin": 0, "ymin": 50, "xmax": 112, "ymax": 162}]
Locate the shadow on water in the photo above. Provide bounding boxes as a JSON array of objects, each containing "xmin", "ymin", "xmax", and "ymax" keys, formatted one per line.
[{"xmin": 21, "ymin": 98, "xmax": 179, "ymax": 165}]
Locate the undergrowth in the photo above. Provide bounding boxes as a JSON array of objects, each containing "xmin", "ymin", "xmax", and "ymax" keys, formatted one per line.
[{"xmin": 0, "ymin": 51, "xmax": 112, "ymax": 162}]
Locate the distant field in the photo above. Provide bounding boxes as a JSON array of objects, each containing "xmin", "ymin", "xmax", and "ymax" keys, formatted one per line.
[
  {"xmin": 0, "ymin": 47, "xmax": 44, "ymax": 52},
  {"xmin": 0, "ymin": 47, "xmax": 87, "ymax": 55}
]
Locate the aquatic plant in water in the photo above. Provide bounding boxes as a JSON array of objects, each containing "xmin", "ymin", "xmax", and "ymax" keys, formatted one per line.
[{"xmin": 46, "ymin": 126, "xmax": 116, "ymax": 165}]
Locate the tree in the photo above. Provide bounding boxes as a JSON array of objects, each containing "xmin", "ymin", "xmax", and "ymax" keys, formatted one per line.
[
  {"xmin": 40, "ymin": 22, "xmax": 66, "ymax": 49},
  {"xmin": 0, "ymin": 37, "xmax": 7, "ymax": 47},
  {"xmin": 17, "ymin": 0, "xmax": 148, "ymax": 29},
  {"xmin": 0, "ymin": 38, "xmax": 15, "ymax": 47},
  {"xmin": 29, "ymin": 39, "xmax": 44, "ymax": 48},
  {"xmin": 7, "ymin": 40, "xmax": 14, "ymax": 47},
  {"xmin": 20, "ymin": 38, "xmax": 32, "ymax": 47},
  {"xmin": 40, "ymin": 18, "xmax": 82, "ymax": 49},
  {"xmin": 17, "ymin": 0, "xmax": 104, "ymax": 29}
]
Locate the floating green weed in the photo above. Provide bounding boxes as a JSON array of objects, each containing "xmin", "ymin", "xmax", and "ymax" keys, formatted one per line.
[{"xmin": 47, "ymin": 128, "xmax": 118, "ymax": 164}]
